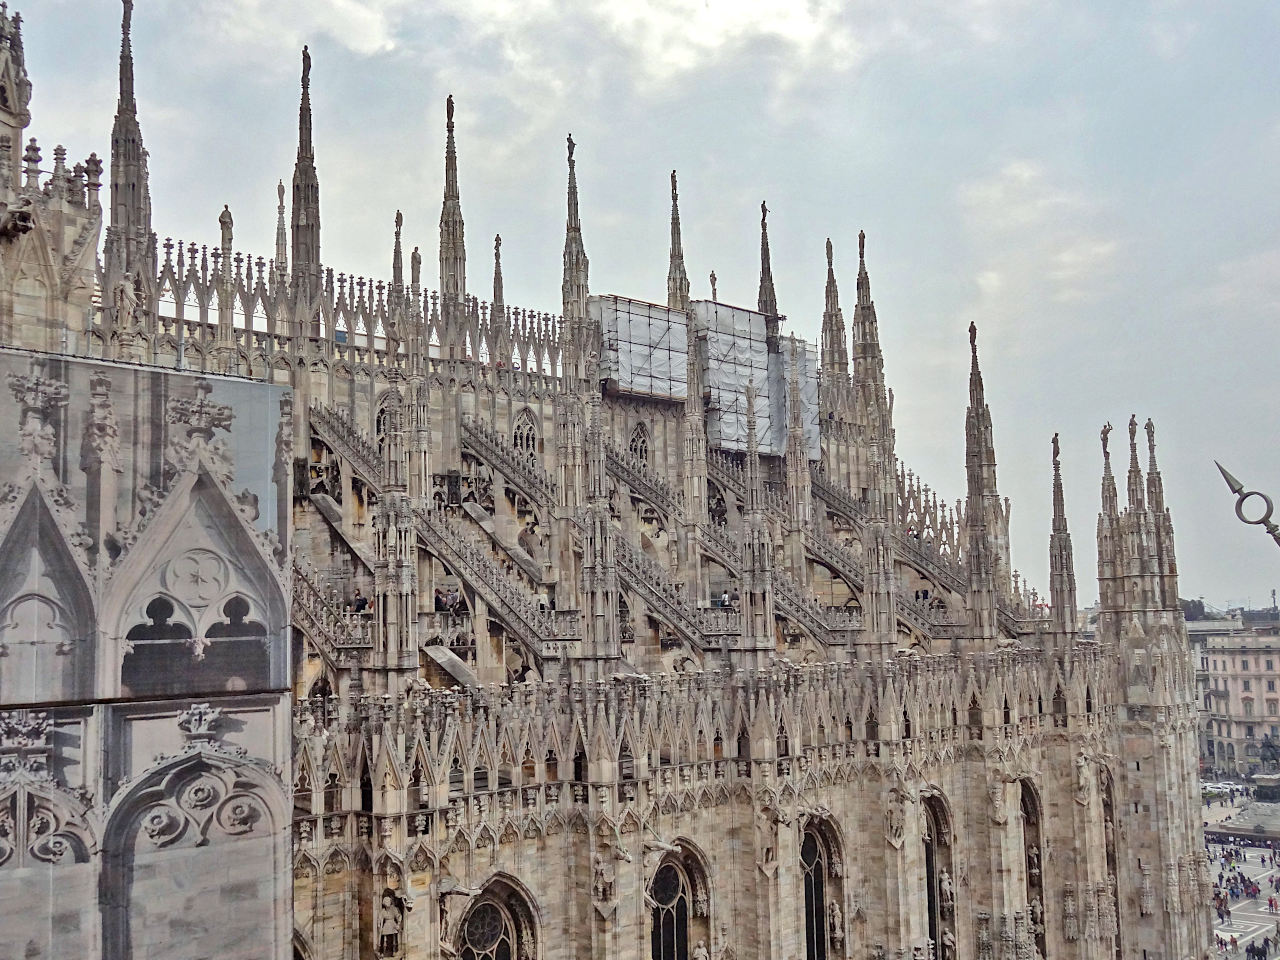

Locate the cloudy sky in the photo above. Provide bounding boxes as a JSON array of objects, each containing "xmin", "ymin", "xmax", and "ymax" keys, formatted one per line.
[{"xmin": 28, "ymin": 1, "xmax": 1280, "ymax": 608}]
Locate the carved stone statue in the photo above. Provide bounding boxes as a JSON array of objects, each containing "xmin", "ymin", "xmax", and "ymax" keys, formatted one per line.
[
  {"xmin": 592, "ymin": 852, "xmax": 615, "ymax": 903},
  {"xmin": 1074, "ymin": 753, "xmax": 1092, "ymax": 806},
  {"xmin": 377, "ymin": 893, "xmax": 403, "ymax": 957},
  {"xmin": 693, "ymin": 939, "xmax": 710, "ymax": 960},
  {"xmin": 828, "ymin": 901, "xmax": 844, "ymax": 949},
  {"xmin": 755, "ymin": 807, "xmax": 777, "ymax": 866},
  {"xmin": 885, "ymin": 790, "xmax": 906, "ymax": 848},
  {"xmin": 938, "ymin": 869, "xmax": 955, "ymax": 917}
]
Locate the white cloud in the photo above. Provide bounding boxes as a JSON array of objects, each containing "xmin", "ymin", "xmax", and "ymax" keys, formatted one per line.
[{"xmin": 955, "ymin": 160, "xmax": 1121, "ymax": 349}]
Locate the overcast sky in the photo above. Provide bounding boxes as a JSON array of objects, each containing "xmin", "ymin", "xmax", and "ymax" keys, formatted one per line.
[{"xmin": 28, "ymin": 1, "xmax": 1280, "ymax": 608}]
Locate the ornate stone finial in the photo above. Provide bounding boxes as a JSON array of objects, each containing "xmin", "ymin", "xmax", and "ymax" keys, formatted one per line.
[
  {"xmin": 1101, "ymin": 421, "xmax": 1112, "ymax": 458},
  {"xmin": 122, "ymin": 0, "xmax": 133, "ymax": 38},
  {"xmin": 446, "ymin": 94, "xmax": 454, "ymax": 123},
  {"xmin": 826, "ymin": 237, "xmax": 833, "ymax": 269},
  {"xmin": 177, "ymin": 702, "xmax": 224, "ymax": 740},
  {"xmin": 859, "ymin": 229, "xmax": 866, "ymax": 261},
  {"xmin": 1052, "ymin": 432, "xmax": 1060, "ymax": 471},
  {"xmin": 567, "ymin": 133, "xmax": 575, "ymax": 161},
  {"xmin": 167, "ymin": 379, "xmax": 234, "ymax": 442},
  {"xmin": 709, "ymin": 270, "xmax": 717, "ymax": 301},
  {"xmin": 301, "ymin": 45, "xmax": 310, "ymax": 89},
  {"xmin": 8, "ymin": 359, "xmax": 69, "ymax": 464}
]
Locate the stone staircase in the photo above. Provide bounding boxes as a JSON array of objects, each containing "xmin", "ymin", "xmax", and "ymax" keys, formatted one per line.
[
  {"xmin": 771, "ymin": 567, "xmax": 862, "ymax": 643},
  {"xmin": 460, "ymin": 416, "xmax": 558, "ymax": 508},
  {"xmin": 310, "ymin": 401, "xmax": 385, "ymax": 493},
  {"xmin": 414, "ymin": 507, "xmax": 580, "ymax": 666},
  {"xmin": 606, "ymin": 441, "xmax": 685, "ymax": 521},
  {"xmin": 292, "ymin": 559, "xmax": 375, "ymax": 663},
  {"xmin": 612, "ymin": 534, "xmax": 706, "ymax": 649},
  {"xmin": 802, "ymin": 527, "xmax": 866, "ymax": 591}
]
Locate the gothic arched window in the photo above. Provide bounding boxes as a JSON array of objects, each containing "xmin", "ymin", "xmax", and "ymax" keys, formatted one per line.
[
  {"xmin": 513, "ymin": 410, "xmax": 537, "ymax": 456},
  {"xmin": 457, "ymin": 878, "xmax": 536, "ymax": 960},
  {"xmin": 651, "ymin": 860, "xmax": 691, "ymax": 960},
  {"xmin": 629, "ymin": 423, "xmax": 650, "ymax": 463},
  {"xmin": 460, "ymin": 900, "xmax": 515, "ymax": 960},
  {"xmin": 801, "ymin": 830, "xmax": 829, "ymax": 960}
]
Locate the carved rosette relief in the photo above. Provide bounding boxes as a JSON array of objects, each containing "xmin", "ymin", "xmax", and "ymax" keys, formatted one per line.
[{"xmin": 135, "ymin": 766, "xmax": 268, "ymax": 850}]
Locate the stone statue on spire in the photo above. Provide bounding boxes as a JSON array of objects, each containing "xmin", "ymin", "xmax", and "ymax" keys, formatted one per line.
[
  {"xmin": 1128, "ymin": 413, "xmax": 1138, "ymax": 449},
  {"xmin": 1052, "ymin": 432, "xmax": 1060, "ymax": 470},
  {"xmin": 760, "ymin": 201, "xmax": 768, "ymax": 226},
  {"xmin": 567, "ymin": 133, "xmax": 575, "ymax": 161},
  {"xmin": 709, "ymin": 271, "xmax": 717, "ymax": 300},
  {"xmin": 446, "ymin": 94, "xmax": 454, "ymax": 122},
  {"xmin": 969, "ymin": 321, "xmax": 977, "ymax": 353},
  {"xmin": 1144, "ymin": 417, "xmax": 1155, "ymax": 451},
  {"xmin": 395, "ymin": 209, "xmax": 403, "ymax": 236},
  {"xmin": 302, "ymin": 45, "xmax": 310, "ymax": 88},
  {"xmin": 1101, "ymin": 422, "xmax": 1112, "ymax": 457}
]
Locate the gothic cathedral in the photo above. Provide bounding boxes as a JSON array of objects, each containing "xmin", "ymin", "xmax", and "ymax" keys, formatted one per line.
[{"xmin": 0, "ymin": 4, "xmax": 1209, "ymax": 960}]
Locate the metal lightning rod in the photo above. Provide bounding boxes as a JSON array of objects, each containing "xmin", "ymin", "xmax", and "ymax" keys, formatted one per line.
[{"xmin": 1216, "ymin": 461, "xmax": 1280, "ymax": 549}]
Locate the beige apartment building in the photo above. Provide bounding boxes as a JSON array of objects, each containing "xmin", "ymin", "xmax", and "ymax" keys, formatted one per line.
[{"xmin": 1195, "ymin": 612, "xmax": 1280, "ymax": 775}]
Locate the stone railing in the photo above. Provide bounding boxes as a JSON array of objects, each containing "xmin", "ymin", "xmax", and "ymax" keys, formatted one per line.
[
  {"xmin": 809, "ymin": 468, "xmax": 869, "ymax": 527},
  {"xmin": 415, "ymin": 507, "xmax": 576, "ymax": 662},
  {"xmin": 697, "ymin": 607, "xmax": 742, "ymax": 636},
  {"xmin": 803, "ymin": 528, "xmax": 866, "ymax": 590},
  {"xmin": 606, "ymin": 441, "xmax": 685, "ymax": 521},
  {"xmin": 309, "ymin": 401, "xmax": 385, "ymax": 492},
  {"xmin": 461, "ymin": 416, "xmax": 558, "ymax": 507},
  {"xmin": 708, "ymin": 450, "xmax": 788, "ymax": 516},
  {"xmin": 770, "ymin": 568, "xmax": 833, "ymax": 642},
  {"xmin": 612, "ymin": 534, "xmax": 704, "ymax": 647},
  {"xmin": 291, "ymin": 559, "xmax": 375, "ymax": 659},
  {"xmin": 811, "ymin": 467, "xmax": 967, "ymax": 595},
  {"xmin": 700, "ymin": 521, "xmax": 743, "ymax": 569},
  {"xmin": 895, "ymin": 532, "xmax": 966, "ymax": 595}
]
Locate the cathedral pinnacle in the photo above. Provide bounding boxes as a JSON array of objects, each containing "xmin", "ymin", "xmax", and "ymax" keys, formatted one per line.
[
  {"xmin": 108, "ymin": 0, "xmax": 152, "ymax": 276},
  {"xmin": 439, "ymin": 94, "xmax": 466, "ymax": 329},
  {"xmin": 757, "ymin": 201, "xmax": 777, "ymax": 316},
  {"xmin": 492, "ymin": 233, "xmax": 504, "ymax": 315},
  {"xmin": 1048, "ymin": 432, "xmax": 1078, "ymax": 636},
  {"xmin": 290, "ymin": 44, "xmax": 321, "ymax": 288},
  {"xmin": 821, "ymin": 237, "xmax": 848, "ymax": 375},
  {"xmin": 667, "ymin": 170, "xmax": 690, "ymax": 311},
  {"xmin": 391, "ymin": 210, "xmax": 404, "ymax": 292},
  {"xmin": 1126, "ymin": 413, "xmax": 1145, "ymax": 509},
  {"xmin": 118, "ymin": 0, "xmax": 135, "ymax": 113},
  {"xmin": 273, "ymin": 179, "xmax": 287, "ymax": 283},
  {"xmin": 562, "ymin": 133, "xmax": 590, "ymax": 376}
]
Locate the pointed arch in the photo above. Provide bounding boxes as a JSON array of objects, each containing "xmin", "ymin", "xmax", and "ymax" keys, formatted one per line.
[
  {"xmin": 105, "ymin": 461, "xmax": 287, "ymax": 698},
  {"xmin": 455, "ymin": 871, "xmax": 540, "ymax": 960},
  {"xmin": 101, "ymin": 747, "xmax": 290, "ymax": 960},
  {"xmin": 0, "ymin": 484, "xmax": 97, "ymax": 703},
  {"xmin": 629, "ymin": 421, "xmax": 651, "ymax": 464},
  {"xmin": 512, "ymin": 407, "xmax": 538, "ymax": 457}
]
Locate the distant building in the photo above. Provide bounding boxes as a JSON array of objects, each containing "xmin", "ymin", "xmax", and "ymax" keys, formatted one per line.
[{"xmin": 1195, "ymin": 609, "xmax": 1280, "ymax": 775}]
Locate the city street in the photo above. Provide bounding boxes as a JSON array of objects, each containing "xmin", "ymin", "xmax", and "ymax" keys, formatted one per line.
[{"xmin": 1206, "ymin": 795, "xmax": 1280, "ymax": 953}]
